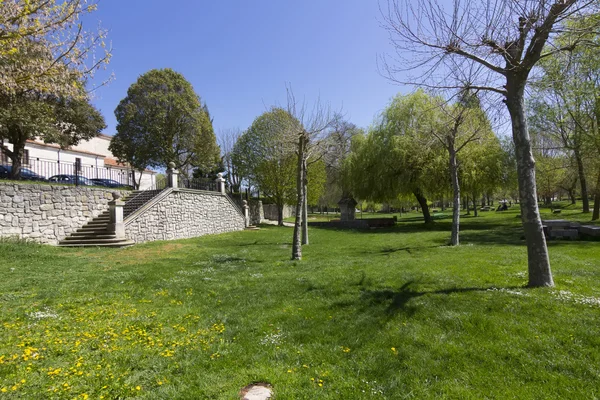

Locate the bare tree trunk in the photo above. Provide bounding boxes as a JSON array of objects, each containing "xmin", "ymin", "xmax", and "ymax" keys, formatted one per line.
[
  {"xmin": 302, "ymin": 158, "xmax": 309, "ymax": 245},
  {"xmin": 413, "ymin": 188, "xmax": 432, "ymax": 223},
  {"xmin": 9, "ymin": 151, "xmax": 23, "ymax": 180},
  {"xmin": 593, "ymin": 170, "xmax": 600, "ymax": 221},
  {"xmin": 574, "ymin": 147, "xmax": 590, "ymax": 213},
  {"xmin": 465, "ymin": 195, "xmax": 470, "ymax": 215},
  {"xmin": 472, "ymin": 192, "xmax": 478, "ymax": 217},
  {"xmin": 449, "ymin": 146, "xmax": 460, "ymax": 246},
  {"xmin": 506, "ymin": 82, "xmax": 553, "ymax": 287},
  {"xmin": 5, "ymin": 139, "xmax": 26, "ymax": 180},
  {"xmin": 292, "ymin": 135, "xmax": 306, "ymax": 260},
  {"xmin": 568, "ymin": 188, "xmax": 576, "ymax": 205},
  {"xmin": 277, "ymin": 204, "xmax": 284, "ymax": 227}
]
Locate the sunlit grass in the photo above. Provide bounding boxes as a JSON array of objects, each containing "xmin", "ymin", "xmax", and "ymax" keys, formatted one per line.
[{"xmin": 1, "ymin": 207, "xmax": 599, "ymax": 398}]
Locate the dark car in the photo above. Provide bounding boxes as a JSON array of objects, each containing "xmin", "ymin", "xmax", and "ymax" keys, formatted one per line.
[
  {"xmin": 90, "ymin": 178, "xmax": 131, "ymax": 188},
  {"xmin": 48, "ymin": 174, "xmax": 93, "ymax": 186},
  {"xmin": 0, "ymin": 165, "xmax": 46, "ymax": 181}
]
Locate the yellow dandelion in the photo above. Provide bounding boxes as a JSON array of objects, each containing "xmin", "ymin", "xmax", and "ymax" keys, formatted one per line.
[{"xmin": 136, "ymin": 386, "xmax": 141, "ymax": 391}]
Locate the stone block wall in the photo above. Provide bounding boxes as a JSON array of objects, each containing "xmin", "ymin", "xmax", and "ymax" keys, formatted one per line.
[
  {"xmin": 232, "ymin": 198, "xmax": 263, "ymax": 225},
  {"xmin": 125, "ymin": 189, "xmax": 245, "ymax": 243},
  {"xmin": 0, "ymin": 182, "xmax": 130, "ymax": 244},
  {"xmin": 263, "ymin": 204, "xmax": 295, "ymax": 221}
]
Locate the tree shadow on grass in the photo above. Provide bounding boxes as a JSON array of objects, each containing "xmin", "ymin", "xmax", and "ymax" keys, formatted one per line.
[{"xmin": 333, "ymin": 281, "xmax": 525, "ymax": 318}]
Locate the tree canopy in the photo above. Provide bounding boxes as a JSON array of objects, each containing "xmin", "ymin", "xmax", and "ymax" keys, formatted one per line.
[
  {"xmin": 110, "ymin": 69, "xmax": 220, "ymax": 175},
  {"xmin": 0, "ymin": 0, "xmax": 111, "ymax": 98}
]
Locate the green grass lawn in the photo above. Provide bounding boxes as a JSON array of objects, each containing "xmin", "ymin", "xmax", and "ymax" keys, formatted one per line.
[{"xmin": 1, "ymin": 207, "xmax": 599, "ymax": 399}]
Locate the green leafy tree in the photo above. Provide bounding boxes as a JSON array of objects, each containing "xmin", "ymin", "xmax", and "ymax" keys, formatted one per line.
[
  {"xmin": 345, "ymin": 91, "xmax": 446, "ymax": 224},
  {"xmin": 0, "ymin": 92, "xmax": 105, "ymax": 178},
  {"xmin": 429, "ymin": 91, "xmax": 495, "ymax": 245},
  {"xmin": 320, "ymin": 114, "xmax": 363, "ymax": 209},
  {"xmin": 381, "ymin": 0, "xmax": 600, "ymax": 286},
  {"xmin": 110, "ymin": 69, "xmax": 220, "ymax": 179},
  {"xmin": 1, "ymin": 1, "xmax": 111, "ymax": 98},
  {"xmin": 232, "ymin": 108, "xmax": 300, "ymax": 226}
]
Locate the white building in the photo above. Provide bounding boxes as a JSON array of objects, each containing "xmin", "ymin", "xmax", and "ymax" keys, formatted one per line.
[{"xmin": 0, "ymin": 134, "xmax": 156, "ymax": 189}]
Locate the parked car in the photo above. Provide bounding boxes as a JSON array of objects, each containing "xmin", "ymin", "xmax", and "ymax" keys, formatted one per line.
[
  {"xmin": 90, "ymin": 178, "xmax": 132, "ymax": 189},
  {"xmin": 0, "ymin": 165, "xmax": 47, "ymax": 181},
  {"xmin": 48, "ymin": 174, "xmax": 93, "ymax": 186}
]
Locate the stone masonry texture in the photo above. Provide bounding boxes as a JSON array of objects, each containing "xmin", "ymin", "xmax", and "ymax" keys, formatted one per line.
[
  {"xmin": 232, "ymin": 198, "xmax": 263, "ymax": 226},
  {"xmin": 124, "ymin": 190, "xmax": 245, "ymax": 243},
  {"xmin": 0, "ymin": 182, "xmax": 131, "ymax": 245}
]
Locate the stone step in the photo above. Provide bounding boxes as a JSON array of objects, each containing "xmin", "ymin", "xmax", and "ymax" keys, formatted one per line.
[
  {"xmin": 77, "ymin": 227, "xmax": 109, "ymax": 234},
  {"xmin": 245, "ymin": 226, "xmax": 260, "ymax": 231},
  {"xmin": 59, "ymin": 237, "xmax": 131, "ymax": 245},
  {"xmin": 65, "ymin": 233, "xmax": 117, "ymax": 240},
  {"xmin": 548, "ymin": 229, "xmax": 579, "ymax": 240},
  {"xmin": 580, "ymin": 225, "xmax": 600, "ymax": 237},
  {"xmin": 58, "ymin": 240, "xmax": 135, "ymax": 248},
  {"xmin": 84, "ymin": 224, "xmax": 109, "ymax": 230}
]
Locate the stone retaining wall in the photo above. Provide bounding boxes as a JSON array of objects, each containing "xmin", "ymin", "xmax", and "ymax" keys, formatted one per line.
[
  {"xmin": 232, "ymin": 198, "xmax": 263, "ymax": 225},
  {"xmin": 263, "ymin": 204, "xmax": 295, "ymax": 221},
  {"xmin": 0, "ymin": 181, "xmax": 130, "ymax": 244},
  {"xmin": 124, "ymin": 189, "xmax": 245, "ymax": 243}
]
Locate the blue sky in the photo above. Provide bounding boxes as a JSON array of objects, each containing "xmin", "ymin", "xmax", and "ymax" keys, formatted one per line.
[{"xmin": 87, "ymin": 1, "xmax": 407, "ymax": 139}]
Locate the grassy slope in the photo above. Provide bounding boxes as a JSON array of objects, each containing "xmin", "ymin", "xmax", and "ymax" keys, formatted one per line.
[{"xmin": 0, "ymin": 206, "xmax": 599, "ymax": 399}]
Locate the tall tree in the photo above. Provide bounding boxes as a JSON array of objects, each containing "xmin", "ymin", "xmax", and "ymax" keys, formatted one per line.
[
  {"xmin": 0, "ymin": 91, "xmax": 105, "ymax": 178},
  {"xmin": 286, "ymin": 90, "xmax": 334, "ymax": 259},
  {"xmin": 381, "ymin": 0, "xmax": 600, "ymax": 287},
  {"xmin": 0, "ymin": 0, "xmax": 111, "ymax": 98},
  {"xmin": 232, "ymin": 108, "xmax": 299, "ymax": 226},
  {"xmin": 346, "ymin": 91, "xmax": 446, "ymax": 223},
  {"xmin": 111, "ymin": 69, "xmax": 220, "ymax": 175},
  {"xmin": 219, "ymin": 128, "xmax": 243, "ymax": 193},
  {"xmin": 320, "ymin": 114, "xmax": 363, "ymax": 208},
  {"xmin": 430, "ymin": 91, "xmax": 495, "ymax": 246}
]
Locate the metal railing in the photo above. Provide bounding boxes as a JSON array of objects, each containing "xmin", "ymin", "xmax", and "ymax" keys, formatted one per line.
[
  {"xmin": 122, "ymin": 176, "xmax": 168, "ymax": 218},
  {"xmin": 0, "ymin": 157, "xmax": 134, "ymax": 187},
  {"xmin": 178, "ymin": 177, "xmax": 218, "ymax": 192}
]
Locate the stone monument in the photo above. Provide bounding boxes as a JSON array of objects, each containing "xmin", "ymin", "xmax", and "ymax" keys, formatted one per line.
[{"xmin": 338, "ymin": 196, "xmax": 358, "ymax": 221}]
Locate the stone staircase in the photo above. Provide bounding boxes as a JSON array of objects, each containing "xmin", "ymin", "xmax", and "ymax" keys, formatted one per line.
[
  {"xmin": 58, "ymin": 209, "xmax": 134, "ymax": 248},
  {"xmin": 58, "ymin": 189, "xmax": 165, "ymax": 248},
  {"xmin": 124, "ymin": 189, "xmax": 164, "ymax": 218}
]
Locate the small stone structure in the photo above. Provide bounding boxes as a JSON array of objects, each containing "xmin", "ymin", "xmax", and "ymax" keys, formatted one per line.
[
  {"xmin": 338, "ymin": 196, "xmax": 358, "ymax": 221},
  {"xmin": 0, "ymin": 181, "xmax": 130, "ymax": 244},
  {"xmin": 262, "ymin": 204, "xmax": 295, "ymax": 221},
  {"xmin": 233, "ymin": 198, "xmax": 263, "ymax": 226},
  {"xmin": 543, "ymin": 219, "xmax": 600, "ymax": 240}
]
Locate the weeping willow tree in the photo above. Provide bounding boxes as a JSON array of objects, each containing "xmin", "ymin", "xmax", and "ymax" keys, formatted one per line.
[{"xmin": 345, "ymin": 91, "xmax": 447, "ymax": 223}]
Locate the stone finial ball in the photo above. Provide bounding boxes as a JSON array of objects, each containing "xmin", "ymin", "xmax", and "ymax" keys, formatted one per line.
[
  {"xmin": 243, "ymin": 200, "xmax": 248, "ymax": 205},
  {"xmin": 168, "ymin": 162, "xmax": 176, "ymax": 169},
  {"xmin": 217, "ymin": 172, "xmax": 223, "ymax": 179},
  {"xmin": 111, "ymin": 191, "xmax": 122, "ymax": 200}
]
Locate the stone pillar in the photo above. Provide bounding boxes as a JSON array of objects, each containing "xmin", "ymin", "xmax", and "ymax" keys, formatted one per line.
[
  {"xmin": 338, "ymin": 196, "xmax": 358, "ymax": 221},
  {"xmin": 243, "ymin": 200, "xmax": 250, "ymax": 227},
  {"xmin": 108, "ymin": 192, "xmax": 125, "ymax": 239},
  {"xmin": 215, "ymin": 172, "xmax": 226, "ymax": 194},
  {"xmin": 167, "ymin": 162, "xmax": 179, "ymax": 188}
]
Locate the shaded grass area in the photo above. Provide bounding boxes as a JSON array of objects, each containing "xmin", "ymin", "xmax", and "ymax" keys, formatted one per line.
[{"xmin": 1, "ymin": 210, "xmax": 599, "ymax": 399}]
